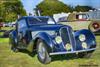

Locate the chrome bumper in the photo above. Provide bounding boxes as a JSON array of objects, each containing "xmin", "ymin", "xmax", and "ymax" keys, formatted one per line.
[{"xmin": 49, "ymin": 48, "xmax": 96, "ymax": 55}]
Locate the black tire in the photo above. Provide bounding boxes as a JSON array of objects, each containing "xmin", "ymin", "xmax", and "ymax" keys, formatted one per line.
[
  {"xmin": 11, "ymin": 45, "xmax": 18, "ymax": 52},
  {"xmin": 37, "ymin": 39, "xmax": 51, "ymax": 64},
  {"xmin": 9, "ymin": 36, "xmax": 18, "ymax": 52},
  {"xmin": 77, "ymin": 51, "xmax": 93, "ymax": 58}
]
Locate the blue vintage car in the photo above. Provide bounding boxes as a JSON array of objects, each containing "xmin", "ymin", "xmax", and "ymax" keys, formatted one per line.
[{"xmin": 9, "ymin": 16, "xmax": 96, "ymax": 64}]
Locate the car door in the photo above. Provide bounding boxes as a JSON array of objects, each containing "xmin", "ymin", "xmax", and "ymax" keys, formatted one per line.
[{"xmin": 17, "ymin": 18, "xmax": 28, "ymax": 48}]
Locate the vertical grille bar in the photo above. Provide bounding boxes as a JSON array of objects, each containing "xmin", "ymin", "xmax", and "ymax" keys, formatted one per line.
[
  {"xmin": 60, "ymin": 27, "xmax": 76, "ymax": 51},
  {"xmin": 67, "ymin": 28, "xmax": 76, "ymax": 51}
]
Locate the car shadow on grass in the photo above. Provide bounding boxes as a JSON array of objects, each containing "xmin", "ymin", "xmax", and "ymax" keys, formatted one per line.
[
  {"xmin": 19, "ymin": 49, "xmax": 79, "ymax": 62},
  {"xmin": 51, "ymin": 54, "xmax": 78, "ymax": 62},
  {"xmin": 18, "ymin": 49, "xmax": 78, "ymax": 62},
  {"xmin": 18, "ymin": 49, "xmax": 37, "ymax": 57}
]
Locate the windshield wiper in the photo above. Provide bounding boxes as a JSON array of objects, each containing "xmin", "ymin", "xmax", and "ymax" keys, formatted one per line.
[{"xmin": 34, "ymin": 17, "xmax": 42, "ymax": 22}]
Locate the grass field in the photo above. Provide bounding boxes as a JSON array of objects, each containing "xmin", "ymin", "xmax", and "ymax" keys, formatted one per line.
[
  {"xmin": 0, "ymin": 35, "xmax": 100, "ymax": 67},
  {"xmin": 1, "ymin": 27, "xmax": 14, "ymax": 30}
]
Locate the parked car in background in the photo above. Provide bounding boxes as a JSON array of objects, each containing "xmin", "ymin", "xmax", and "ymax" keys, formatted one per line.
[
  {"xmin": 0, "ymin": 22, "xmax": 3, "ymax": 28},
  {"xmin": 9, "ymin": 16, "xmax": 96, "ymax": 64},
  {"xmin": 3, "ymin": 22, "xmax": 16, "ymax": 27},
  {"xmin": 58, "ymin": 12, "xmax": 100, "ymax": 34},
  {"xmin": 0, "ymin": 30, "xmax": 12, "ymax": 38},
  {"xmin": 11, "ymin": 22, "xmax": 16, "ymax": 27},
  {"xmin": 3, "ymin": 23, "xmax": 10, "ymax": 27}
]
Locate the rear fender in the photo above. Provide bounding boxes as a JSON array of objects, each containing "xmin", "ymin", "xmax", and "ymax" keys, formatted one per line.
[{"xmin": 9, "ymin": 30, "xmax": 17, "ymax": 45}]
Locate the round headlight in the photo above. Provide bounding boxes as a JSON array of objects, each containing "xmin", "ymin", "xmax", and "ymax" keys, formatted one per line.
[
  {"xmin": 55, "ymin": 36, "xmax": 62, "ymax": 44},
  {"xmin": 65, "ymin": 43, "xmax": 72, "ymax": 51},
  {"xmin": 82, "ymin": 42, "xmax": 87, "ymax": 49},
  {"xmin": 79, "ymin": 34, "xmax": 86, "ymax": 41}
]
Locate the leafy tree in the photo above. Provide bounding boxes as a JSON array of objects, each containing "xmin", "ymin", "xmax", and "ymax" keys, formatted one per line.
[
  {"xmin": 74, "ymin": 5, "xmax": 94, "ymax": 12},
  {"xmin": 36, "ymin": 0, "xmax": 73, "ymax": 16},
  {"xmin": 0, "ymin": 0, "xmax": 26, "ymax": 22},
  {"xmin": 0, "ymin": 1, "xmax": 5, "ymax": 22}
]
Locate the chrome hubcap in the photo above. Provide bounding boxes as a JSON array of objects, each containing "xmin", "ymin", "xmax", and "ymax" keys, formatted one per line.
[
  {"xmin": 38, "ymin": 42, "xmax": 46, "ymax": 59},
  {"xmin": 15, "ymin": 38, "xmax": 17, "ymax": 43}
]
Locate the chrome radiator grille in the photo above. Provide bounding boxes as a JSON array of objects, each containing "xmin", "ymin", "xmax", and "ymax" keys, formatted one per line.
[{"xmin": 60, "ymin": 27, "xmax": 76, "ymax": 50}]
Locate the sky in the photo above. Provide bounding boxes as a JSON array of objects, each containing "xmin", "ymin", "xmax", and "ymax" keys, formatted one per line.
[{"xmin": 21, "ymin": 0, "xmax": 100, "ymax": 15}]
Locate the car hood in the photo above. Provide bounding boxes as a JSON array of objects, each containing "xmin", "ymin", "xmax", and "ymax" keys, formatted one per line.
[{"xmin": 29, "ymin": 24, "xmax": 71, "ymax": 31}]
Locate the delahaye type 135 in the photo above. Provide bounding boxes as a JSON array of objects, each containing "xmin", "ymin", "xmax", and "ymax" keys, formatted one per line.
[{"xmin": 9, "ymin": 16, "xmax": 96, "ymax": 64}]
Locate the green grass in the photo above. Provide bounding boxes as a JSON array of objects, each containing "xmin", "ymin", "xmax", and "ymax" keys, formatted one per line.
[
  {"xmin": 1, "ymin": 27, "xmax": 14, "ymax": 30},
  {"xmin": 0, "ymin": 38, "xmax": 9, "ymax": 43},
  {"xmin": 0, "ymin": 32, "xmax": 4, "ymax": 36},
  {"xmin": 0, "ymin": 36, "xmax": 100, "ymax": 67}
]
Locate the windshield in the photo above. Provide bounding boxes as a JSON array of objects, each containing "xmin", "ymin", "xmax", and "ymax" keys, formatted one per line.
[{"xmin": 28, "ymin": 17, "xmax": 56, "ymax": 25}]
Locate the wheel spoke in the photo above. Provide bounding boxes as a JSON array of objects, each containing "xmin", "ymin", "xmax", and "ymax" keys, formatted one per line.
[{"xmin": 38, "ymin": 42, "xmax": 46, "ymax": 59}]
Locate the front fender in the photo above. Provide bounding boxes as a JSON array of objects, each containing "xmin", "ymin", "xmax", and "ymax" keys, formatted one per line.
[
  {"xmin": 75, "ymin": 29, "xmax": 96, "ymax": 50},
  {"xmin": 34, "ymin": 32, "xmax": 54, "ymax": 53},
  {"xmin": 9, "ymin": 30, "xmax": 17, "ymax": 45}
]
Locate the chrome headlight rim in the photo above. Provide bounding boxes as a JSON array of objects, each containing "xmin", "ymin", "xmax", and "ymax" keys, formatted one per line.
[
  {"xmin": 79, "ymin": 34, "xmax": 86, "ymax": 42},
  {"xmin": 55, "ymin": 36, "xmax": 62, "ymax": 44}
]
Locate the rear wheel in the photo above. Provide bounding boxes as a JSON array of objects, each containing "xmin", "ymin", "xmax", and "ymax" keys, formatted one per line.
[
  {"xmin": 37, "ymin": 39, "xmax": 51, "ymax": 64},
  {"xmin": 9, "ymin": 36, "xmax": 18, "ymax": 52},
  {"xmin": 11, "ymin": 45, "xmax": 18, "ymax": 52}
]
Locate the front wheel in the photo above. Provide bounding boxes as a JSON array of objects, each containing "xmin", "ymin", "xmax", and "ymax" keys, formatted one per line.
[{"xmin": 37, "ymin": 39, "xmax": 51, "ymax": 64}]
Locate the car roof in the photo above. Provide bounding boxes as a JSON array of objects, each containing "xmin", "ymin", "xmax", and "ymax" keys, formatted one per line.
[{"xmin": 18, "ymin": 16, "xmax": 50, "ymax": 20}]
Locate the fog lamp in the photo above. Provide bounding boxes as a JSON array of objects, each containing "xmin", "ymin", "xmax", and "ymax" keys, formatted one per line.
[
  {"xmin": 65, "ymin": 43, "xmax": 72, "ymax": 50},
  {"xmin": 82, "ymin": 42, "xmax": 87, "ymax": 49}
]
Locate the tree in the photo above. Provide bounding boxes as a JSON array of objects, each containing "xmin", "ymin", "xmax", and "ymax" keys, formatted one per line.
[
  {"xmin": 0, "ymin": 0, "xmax": 26, "ymax": 22},
  {"xmin": 36, "ymin": 0, "xmax": 73, "ymax": 16},
  {"xmin": 74, "ymin": 5, "xmax": 94, "ymax": 12}
]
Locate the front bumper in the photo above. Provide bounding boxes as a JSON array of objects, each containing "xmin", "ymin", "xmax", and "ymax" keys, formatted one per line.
[{"xmin": 49, "ymin": 48, "xmax": 96, "ymax": 55}]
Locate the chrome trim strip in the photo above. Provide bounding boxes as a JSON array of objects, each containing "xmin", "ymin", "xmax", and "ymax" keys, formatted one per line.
[
  {"xmin": 71, "ymin": 30, "xmax": 77, "ymax": 50},
  {"xmin": 59, "ymin": 27, "xmax": 66, "ymax": 48},
  {"xmin": 67, "ymin": 27, "xmax": 73, "ymax": 51},
  {"xmin": 49, "ymin": 48, "xmax": 96, "ymax": 55}
]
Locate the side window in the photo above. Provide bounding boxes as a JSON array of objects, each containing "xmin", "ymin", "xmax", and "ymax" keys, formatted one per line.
[
  {"xmin": 78, "ymin": 15, "xmax": 83, "ymax": 19},
  {"xmin": 76, "ymin": 15, "xmax": 82, "ymax": 19},
  {"xmin": 18, "ymin": 19, "xmax": 27, "ymax": 29},
  {"xmin": 76, "ymin": 15, "xmax": 79, "ymax": 19}
]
